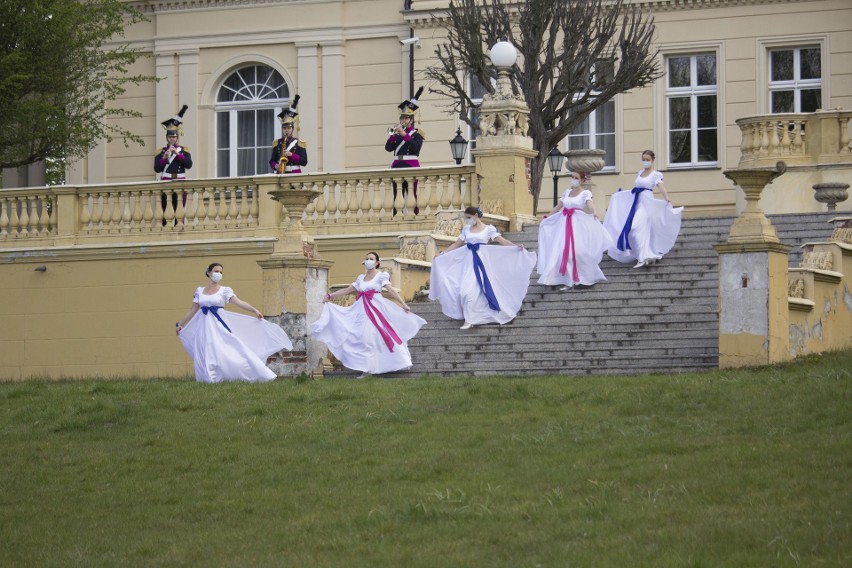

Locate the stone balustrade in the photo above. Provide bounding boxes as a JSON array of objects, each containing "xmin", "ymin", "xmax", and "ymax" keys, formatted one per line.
[
  {"xmin": 0, "ymin": 164, "xmax": 477, "ymax": 247},
  {"xmin": 736, "ymin": 109, "xmax": 852, "ymax": 168}
]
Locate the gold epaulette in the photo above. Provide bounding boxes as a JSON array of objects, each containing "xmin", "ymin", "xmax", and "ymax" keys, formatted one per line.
[
  {"xmin": 298, "ymin": 139, "xmax": 307, "ymax": 148},
  {"xmin": 271, "ymin": 139, "xmax": 279, "ymax": 148},
  {"xmin": 182, "ymin": 146, "xmax": 190, "ymax": 153},
  {"xmin": 417, "ymin": 128, "xmax": 426, "ymax": 140}
]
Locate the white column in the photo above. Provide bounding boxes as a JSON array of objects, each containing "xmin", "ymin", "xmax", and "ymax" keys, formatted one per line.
[
  {"xmin": 321, "ymin": 42, "xmax": 345, "ymax": 172},
  {"xmin": 155, "ymin": 53, "xmax": 176, "ymax": 178},
  {"xmin": 177, "ymin": 51, "xmax": 199, "ymax": 178},
  {"xmin": 400, "ymin": 42, "xmax": 411, "ymax": 102},
  {"xmin": 296, "ymin": 43, "xmax": 319, "ymax": 172}
]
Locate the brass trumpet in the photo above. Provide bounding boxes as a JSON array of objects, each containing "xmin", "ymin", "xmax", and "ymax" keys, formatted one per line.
[{"xmin": 388, "ymin": 124, "xmax": 403, "ymax": 135}]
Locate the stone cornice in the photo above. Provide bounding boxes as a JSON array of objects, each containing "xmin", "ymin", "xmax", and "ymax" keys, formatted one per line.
[
  {"xmin": 405, "ymin": 0, "xmax": 820, "ymax": 27},
  {"xmin": 1, "ymin": 238, "xmax": 276, "ymax": 264},
  {"xmin": 128, "ymin": 0, "xmax": 342, "ymax": 14}
]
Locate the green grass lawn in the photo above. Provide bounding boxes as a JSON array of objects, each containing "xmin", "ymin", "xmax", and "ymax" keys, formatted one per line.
[{"xmin": 1, "ymin": 351, "xmax": 850, "ymax": 567}]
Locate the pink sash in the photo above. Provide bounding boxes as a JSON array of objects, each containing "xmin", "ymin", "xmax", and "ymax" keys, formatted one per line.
[
  {"xmin": 358, "ymin": 290, "xmax": 402, "ymax": 352},
  {"xmin": 559, "ymin": 208, "xmax": 581, "ymax": 283}
]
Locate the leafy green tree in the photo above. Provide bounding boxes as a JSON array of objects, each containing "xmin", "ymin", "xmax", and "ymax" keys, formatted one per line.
[
  {"xmin": 0, "ymin": 0, "xmax": 154, "ymax": 170},
  {"xmin": 425, "ymin": 0, "xmax": 661, "ymax": 211}
]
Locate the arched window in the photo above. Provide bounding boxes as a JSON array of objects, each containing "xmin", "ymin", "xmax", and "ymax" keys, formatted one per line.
[{"xmin": 216, "ymin": 65, "xmax": 290, "ymax": 177}]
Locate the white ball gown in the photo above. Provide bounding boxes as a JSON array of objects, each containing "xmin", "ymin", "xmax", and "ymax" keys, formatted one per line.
[
  {"xmin": 429, "ymin": 224, "xmax": 537, "ymax": 325},
  {"xmin": 537, "ymin": 189, "xmax": 613, "ymax": 286},
  {"xmin": 311, "ymin": 272, "xmax": 427, "ymax": 375},
  {"xmin": 178, "ymin": 286, "xmax": 293, "ymax": 383},
  {"xmin": 604, "ymin": 170, "xmax": 683, "ymax": 264}
]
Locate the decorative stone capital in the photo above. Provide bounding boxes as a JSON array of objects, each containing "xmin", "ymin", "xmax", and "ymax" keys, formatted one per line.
[{"xmin": 722, "ymin": 161, "xmax": 787, "ymax": 244}]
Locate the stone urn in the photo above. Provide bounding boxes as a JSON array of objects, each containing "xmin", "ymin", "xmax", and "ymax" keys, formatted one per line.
[
  {"xmin": 564, "ymin": 148, "xmax": 606, "ymax": 174},
  {"xmin": 812, "ymin": 182, "xmax": 849, "ymax": 211}
]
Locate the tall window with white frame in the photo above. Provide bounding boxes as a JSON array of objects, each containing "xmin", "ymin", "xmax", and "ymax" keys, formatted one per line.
[
  {"xmin": 466, "ymin": 75, "xmax": 490, "ymax": 162},
  {"xmin": 216, "ymin": 65, "xmax": 290, "ymax": 177},
  {"xmin": 565, "ymin": 60, "xmax": 616, "ymax": 171},
  {"xmin": 769, "ymin": 46, "xmax": 822, "ymax": 113},
  {"xmin": 666, "ymin": 53, "xmax": 718, "ymax": 167}
]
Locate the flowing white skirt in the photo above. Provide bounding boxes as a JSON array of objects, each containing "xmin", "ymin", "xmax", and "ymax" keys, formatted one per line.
[
  {"xmin": 179, "ymin": 310, "xmax": 293, "ymax": 383},
  {"xmin": 429, "ymin": 245, "xmax": 537, "ymax": 325},
  {"xmin": 311, "ymin": 295, "xmax": 427, "ymax": 374},
  {"xmin": 604, "ymin": 189, "xmax": 683, "ymax": 263},
  {"xmin": 537, "ymin": 210, "xmax": 613, "ymax": 286}
]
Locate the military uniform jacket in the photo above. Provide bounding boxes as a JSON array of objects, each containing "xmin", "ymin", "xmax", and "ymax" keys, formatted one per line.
[
  {"xmin": 270, "ymin": 137, "xmax": 308, "ymax": 173},
  {"xmin": 154, "ymin": 146, "xmax": 193, "ymax": 179},
  {"xmin": 385, "ymin": 127, "xmax": 424, "ymax": 167}
]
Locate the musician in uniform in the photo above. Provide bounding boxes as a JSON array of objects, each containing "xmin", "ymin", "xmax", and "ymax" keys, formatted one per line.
[
  {"xmin": 154, "ymin": 105, "xmax": 192, "ymax": 225},
  {"xmin": 385, "ymin": 86, "xmax": 425, "ymax": 216},
  {"xmin": 270, "ymin": 95, "xmax": 308, "ymax": 174}
]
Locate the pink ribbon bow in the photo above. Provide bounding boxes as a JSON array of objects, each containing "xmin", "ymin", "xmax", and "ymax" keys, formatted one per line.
[
  {"xmin": 559, "ymin": 207, "xmax": 581, "ymax": 283},
  {"xmin": 358, "ymin": 289, "xmax": 403, "ymax": 352}
]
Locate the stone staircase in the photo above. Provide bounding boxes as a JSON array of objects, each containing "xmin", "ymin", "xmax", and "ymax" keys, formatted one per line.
[{"xmin": 331, "ymin": 212, "xmax": 838, "ymax": 377}]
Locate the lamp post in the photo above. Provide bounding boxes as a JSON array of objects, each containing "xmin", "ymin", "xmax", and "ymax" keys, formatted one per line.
[
  {"xmin": 547, "ymin": 147, "xmax": 566, "ymax": 207},
  {"xmin": 449, "ymin": 127, "xmax": 469, "ymax": 165}
]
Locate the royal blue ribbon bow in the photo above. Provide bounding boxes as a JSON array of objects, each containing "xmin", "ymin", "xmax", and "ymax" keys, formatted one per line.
[
  {"xmin": 467, "ymin": 243, "xmax": 501, "ymax": 312},
  {"xmin": 201, "ymin": 305, "xmax": 232, "ymax": 333},
  {"xmin": 616, "ymin": 187, "xmax": 650, "ymax": 252}
]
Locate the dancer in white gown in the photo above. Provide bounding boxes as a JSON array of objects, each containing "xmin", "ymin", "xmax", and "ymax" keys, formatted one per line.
[
  {"xmin": 604, "ymin": 150, "xmax": 683, "ymax": 268},
  {"xmin": 537, "ymin": 171, "xmax": 613, "ymax": 289},
  {"xmin": 430, "ymin": 206, "xmax": 537, "ymax": 329},
  {"xmin": 176, "ymin": 262, "xmax": 293, "ymax": 383},
  {"xmin": 312, "ymin": 252, "xmax": 426, "ymax": 379}
]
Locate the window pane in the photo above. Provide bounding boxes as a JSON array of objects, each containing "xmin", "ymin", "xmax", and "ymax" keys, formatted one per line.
[
  {"xmin": 237, "ymin": 110, "xmax": 255, "ymax": 148},
  {"xmin": 596, "ymin": 133, "xmax": 615, "ymax": 167},
  {"xmin": 696, "ymin": 54, "xmax": 716, "ymax": 86},
  {"xmin": 697, "ymin": 129, "xmax": 717, "ymax": 162},
  {"xmin": 669, "ymin": 97, "xmax": 691, "ymax": 130},
  {"xmin": 668, "ymin": 57, "xmax": 690, "ymax": 88},
  {"xmin": 216, "ymin": 112, "xmax": 229, "ymax": 150},
  {"xmin": 237, "ymin": 149, "xmax": 253, "ymax": 177},
  {"xmin": 771, "ymin": 90, "xmax": 794, "ymax": 113},
  {"xmin": 568, "ymin": 135, "xmax": 589, "ymax": 151},
  {"xmin": 470, "ymin": 75, "xmax": 490, "ymax": 100},
  {"xmin": 256, "ymin": 109, "xmax": 274, "ymax": 146},
  {"xmin": 594, "ymin": 59, "xmax": 615, "ymax": 83},
  {"xmin": 771, "ymin": 50, "xmax": 794, "ymax": 81},
  {"xmin": 697, "ymin": 95, "xmax": 716, "ymax": 128},
  {"xmin": 217, "ymin": 149, "xmax": 230, "ymax": 177},
  {"xmin": 595, "ymin": 101, "xmax": 615, "ymax": 135},
  {"xmin": 800, "ymin": 89, "xmax": 822, "ymax": 113},
  {"xmin": 669, "ymin": 130, "xmax": 690, "ymax": 163},
  {"xmin": 800, "ymin": 47, "xmax": 821, "ymax": 80}
]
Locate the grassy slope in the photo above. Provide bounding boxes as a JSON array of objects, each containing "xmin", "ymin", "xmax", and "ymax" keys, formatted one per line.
[{"xmin": 1, "ymin": 351, "xmax": 850, "ymax": 567}]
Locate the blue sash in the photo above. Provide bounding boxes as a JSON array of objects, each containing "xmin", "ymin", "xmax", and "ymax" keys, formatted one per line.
[
  {"xmin": 467, "ymin": 243, "xmax": 501, "ymax": 312},
  {"xmin": 617, "ymin": 187, "xmax": 650, "ymax": 252},
  {"xmin": 201, "ymin": 306, "xmax": 232, "ymax": 333}
]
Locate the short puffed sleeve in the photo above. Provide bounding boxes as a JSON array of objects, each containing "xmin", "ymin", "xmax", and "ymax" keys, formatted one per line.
[
  {"xmin": 377, "ymin": 271, "xmax": 391, "ymax": 288},
  {"xmin": 652, "ymin": 171, "xmax": 664, "ymax": 187},
  {"xmin": 582, "ymin": 189, "xmax": 593, "ymax": 202},
  {"xmin": 192, "ymin": 287, "xmax": 201, "ymax": 304},
  {"xmin": 351, "ymin": 273, "xmax": 365, "ymax": 288},
  {"xmin": 459, "ymin": 225, "xmax": 470, "ymax": 242},
  {"xmin": 221, "ymin": 286, "xmax": 235, "ymax": 303},
  {"xmin": 486, "ymin": 225, "xmax": 501, "ymax": 240}
]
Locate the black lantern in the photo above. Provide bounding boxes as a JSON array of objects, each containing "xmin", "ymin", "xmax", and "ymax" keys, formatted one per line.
[
  {"xmin": 547, "ymin": 147, "xmax": 566, "ymax": 206},
  {"xmin": 449, "ymin": 128, "xmax": 469, "ymax": 165}
]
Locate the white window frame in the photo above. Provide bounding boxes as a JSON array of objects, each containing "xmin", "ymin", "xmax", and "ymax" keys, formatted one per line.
[
  {"xmin": 214, "ymin": 65, "xmax": 291, "ymax": 177},
  {"xmin": 664, "ymin": 51, "xmax": 719, "ymax": 169},
  {"xmin": 768, "ymin": 46, "xmax": 823, "ymax": 113},
  {"xmin": 757, "ymin": 35, "xmax": 829, "ymax": 115},
  {"xmin": 563, "ymin": 99, "xmax": 618, "ymax": 173}
]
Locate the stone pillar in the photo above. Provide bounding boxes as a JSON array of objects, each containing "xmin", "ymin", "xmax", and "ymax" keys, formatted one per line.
[
  {"xmin": 714, "ymin": 162, "xmax": 792, "ymax": 367},
  {"xmin": 177, "ymin": 50, "xmax": 199, "ymax": 177},
  {"xmin": 321, "ymin": 42, "xmax": 345, "ymax": 172},
  {"xmin": 258, "ymin": 179, "xmax": 333, "ymax": 376},
  {"xmin": 472, "ymin": 65, "xmax": 538, "ymax": 232},
  {"xmin": 296, "ymin": 43, "xmax": 319, "ymax": 171}
]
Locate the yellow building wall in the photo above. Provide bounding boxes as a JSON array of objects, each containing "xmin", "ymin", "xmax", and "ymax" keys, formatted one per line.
[{"xmin": 0, "ymin": 252, "xmax": 270, "ymax": 381}]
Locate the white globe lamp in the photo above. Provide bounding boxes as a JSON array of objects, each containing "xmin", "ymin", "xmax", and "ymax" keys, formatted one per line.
[{"xmin": 489, "ymin": 41, "xmax": 517, "ymax": 68}]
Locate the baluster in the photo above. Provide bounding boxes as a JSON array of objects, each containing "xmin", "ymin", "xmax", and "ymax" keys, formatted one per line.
[
  {"xmin": 130, "ymin": 191, "xmax": 143, "ymax": 231},
  {"xmin": 0, "ymin": 197, "xmax": 8, "ymax": 237},
  {"xmin": 217, "ymin": 187, "xmax": 228, "ymax": 225},
  {"xmin": 312, "ymin": 186, "xmax": 327, "ymax": 224},
  {"xmin": 740, "ymin": 123, "xmax": 751, "ymax": 159},
  {"xmin": 226, "ymin": 187, "xmax": 237, "ymax": 227},
  {"xmin": 163, "ymin": 189, "xmax": 175, "ymax": 229},
  {"xmin": 185, "ymin": 188, "xmax": 198, "ymax": 228},
  {"xmin": 107, "ymin": 192, "xmax": 121, "ymax": 233},
  {"xmin": 440, "ymin": 175, "xmax": 453, "ymax": 209},
  {"xmin": 19, "ymin": 196, "xmax": 31, "ymax": 237},
  {"xmin": 48, "ymin": 196, "xmax": 58, "ymax": 235},
  {"xmin": 791, "ymin": 120, "xmax": 805, "ymax": 155},
  {"xmin": 758, "ymin": 122, "xmax": 769, "ymax": 156},
  {"xmin": 39, "ymin": 195, "xmax": 50, "ymax": 236},
  {"xmin": 204, "ymin": 188, "xmax": 215, "ymax": 227},
  {"xmin": 427, "ymin": 175, "xmax": 439, "ymax": 214},
  {"xmin": 79, "ymin": 192, "xmax": 91, "ymax": 232},
  {"xmin": 467, "ymin": 174, "xmax": 479, "ymax": 208},
  {"xmin": 238, "ymin": 185, "xmax": 249, "ymax": 226},
  {"xmin": 403, "ymin": 178, "xmax": 417, "ymax": 219},
  {"xmin": 121, "ymin": 191, "xmax": 132, "ymax": 231},
  {"xmin": 28, "ymin": 196, "xmax": 40, "ymax": 236},
  {"xmin": 357, "ymin": 180, "xmax": 370, "ymax": 222},
  {"xmin": 141, "ymin": 190, "xmax": 154, "ymax": 231},
  {"xmin": 779, "ymin": 120, "xmax": 791, "ymax": 155},
  {"xmin": 92, "ymin": 194, "xmax": 106, "ymax": 233},
  {"xmin": 326, "ymin": 183, "xmax": 339, "ymax": 224},
  {"xmin": 249, "ymin": 185, "xmax": 259, "ymax": 223},
  {"xmin": 10, "ymin": 197, "xmax": 21, "ymax": 237},
  {"xmin": 152, "ymin": 190, "xmax": 164, "ymax": 229},
  {"xmin": 367, "ymin": 179, "xmax": 380, "ymax": 222},
  {"xmin": 174, "ymin": 188, "xmax": 186, "ymax": 228},
  {"xmin": 769, "ymin": 120, "xmax": 781, "ymax": 155}
]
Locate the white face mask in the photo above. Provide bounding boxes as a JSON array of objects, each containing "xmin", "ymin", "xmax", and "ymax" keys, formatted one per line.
[
  {"xmin": 641, "ymin": 160, "xmax": 653, "ymax": 169},
  {"xmin": 210, "ymin": 272, "xmax": 223, "ymax": 283},
  {"xmin": 570, "ymin": 179, "xmax": 581, "ymax": 187},
  {"xmin": 363, "ymin": 259, "xmax": 377, "ymax": 270},
  {"xmin": 465, "ymin": 217, "xmax": 476, "ymax": 227}
]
